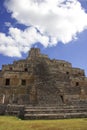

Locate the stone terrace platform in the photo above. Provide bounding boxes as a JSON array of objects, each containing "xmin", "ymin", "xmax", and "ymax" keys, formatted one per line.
[{"xmin": 0, "ymin": 104, "xmax": 87, "ymax": 119}]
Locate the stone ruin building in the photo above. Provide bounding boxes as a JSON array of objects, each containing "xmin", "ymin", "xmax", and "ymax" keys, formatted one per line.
[{"xmin": 0, "ymin": 48, "xmax": 87, "ymax": 119}]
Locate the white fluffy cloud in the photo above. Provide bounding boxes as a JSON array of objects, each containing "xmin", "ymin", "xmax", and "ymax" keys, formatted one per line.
[
  {"xmin": 0, "ymin": 27, "xmax": 49, "ymax": 57},
  {"xmin": 4, "ymin": 22, "xmax": 12, "ymax": 27},
  {"xmin": 0, "ymin": 0, "xmax": 87, "ymax": 57}
]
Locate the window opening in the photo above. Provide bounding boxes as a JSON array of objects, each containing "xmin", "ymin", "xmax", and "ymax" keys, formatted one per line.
[
  {"xmin": 5, "ymin": 78, "xmax": 10, "ymax": 85},
  {"xmin": 25, "ymin": 68, "xmax": 28, "ymax": 72},
  {"xmin": 21, "ymin": 79, "xmax": 26, "ymax": 85},
  {"xmin": 60, "ymin": 95, "xmax": 64, "ymax": 102},
  {"xmin": 10, "ymin": 67, "xmax": 12, "ymax": 70},
  {"xmin": 76, "ymin": 82, "xmax": 79, "ymax": 86},
  {"xmin": 66, "ymin": 72, "xmax": 69, "ymax": 75}
]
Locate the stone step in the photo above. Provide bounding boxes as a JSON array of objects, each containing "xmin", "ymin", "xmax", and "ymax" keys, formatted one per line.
[
  {"xmin": 24, "ymin": 112, "xmax": 87, "ymax": 120},
  {"xmin": 5, "ymin": 105, "xmax": 24, "ymax": 116},
  {"xmin": 24, "ymin": 106, "xmax": 87, "ymax": 112},
  {"xmin": 23, "ymin": 105, "xmax": 87, "ymax": 119},
  {"xmin": 5, "ymin": 110, "xmax": 19, "ymax": 116},
  {"xmin": 25, "ymin": 106, "xmax": 87, "ymax": 110},
  {"xmin": 25, "ymin": 107, "xmax": 87, "ymax": 111},
  {"xmin": 24, "ymin": 111, "xmax": 87, "ymax": 115}
]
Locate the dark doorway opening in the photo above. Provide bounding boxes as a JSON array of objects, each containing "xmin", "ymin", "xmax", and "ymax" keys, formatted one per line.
[
  {"xmin": 60, "ymin": 95, "xmax": 64, "ymax": 103},
  {"xmin": 21, "ymin": 79, "xmax": 26, "ymax": 85},
  {"xmin": 66, "ymin": 72, "xmax": 69, "ymax": 75},
  {"xmin": 5, "ymin": 78, "xmax": 10, "ymax": 85},
  {"xmin": 76, "ymin": 82, "xmax": 79, "ymax": 86},
  {"xmin": 25, "ymin": 68, "xmax": 28, "ymax": 72}
]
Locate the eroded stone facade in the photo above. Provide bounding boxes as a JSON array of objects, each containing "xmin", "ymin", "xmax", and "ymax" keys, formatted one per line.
[{"xmin": 0, "ymin": 48, "xmax": 87, "ymax": 106}]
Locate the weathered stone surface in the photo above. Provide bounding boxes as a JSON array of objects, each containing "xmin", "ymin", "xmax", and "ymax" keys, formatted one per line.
[
  {"xmin": 0, "ymin": 48, "xmax": 87, "ymax": 119},
  {"xmin": 0, "ymin": 48, "xmax": 87, "ymax": 105},
  {"xmin": 23, "ymin": 105, "xmax": 87, "ymax": 119}
]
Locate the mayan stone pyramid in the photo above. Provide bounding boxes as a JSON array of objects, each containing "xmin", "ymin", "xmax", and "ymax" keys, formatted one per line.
[{"xmin": 0, "ymin": 48, "xmax": 87, "ymax": 119}]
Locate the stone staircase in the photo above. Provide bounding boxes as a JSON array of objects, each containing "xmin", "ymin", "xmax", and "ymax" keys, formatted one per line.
[
  {"xmin": 23, "ymin": 105, "xmax": 87, "ymax": 119},
  {"xmin": 5, "ymin": 104, "xmax": 24, "ymax": 117},
  {"xmin": 0, "ymin": 104, "xmax": 87, "ymax": 119}
]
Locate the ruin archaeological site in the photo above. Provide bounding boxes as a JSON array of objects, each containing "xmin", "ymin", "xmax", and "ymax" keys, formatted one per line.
[{"xmin": 0, "ymin": 48, "xmax": 87, "ymax": 119}]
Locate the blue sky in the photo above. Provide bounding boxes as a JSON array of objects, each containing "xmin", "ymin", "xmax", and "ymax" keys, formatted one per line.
[{"xmin": 0, "ymin": 0, "xmax": 87, "ymax": 75}]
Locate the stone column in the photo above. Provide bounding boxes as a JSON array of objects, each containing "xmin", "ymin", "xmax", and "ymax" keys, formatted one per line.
[{"xmin": 2, "ymin": 94, "xmax": 5, "ymax": 104}]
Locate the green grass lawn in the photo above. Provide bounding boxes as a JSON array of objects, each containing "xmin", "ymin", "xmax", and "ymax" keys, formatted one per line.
[{"xmin": 0, "ymin": 116, "xmax": 87, "ymax": 130}]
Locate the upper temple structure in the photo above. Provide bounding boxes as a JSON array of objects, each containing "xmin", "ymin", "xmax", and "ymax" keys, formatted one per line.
[{"xmin": 0, "ymin": 48, "xmax": 87, "ymax": 119}]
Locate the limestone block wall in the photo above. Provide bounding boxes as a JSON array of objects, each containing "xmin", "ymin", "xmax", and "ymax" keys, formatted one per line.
[
  {"xmin": 0, "ymin": 48, "xmax": 87, "ymax": 105},
  {"xmin": 0, "ymin": 78, "xmax": 4, "ymax": 86}
]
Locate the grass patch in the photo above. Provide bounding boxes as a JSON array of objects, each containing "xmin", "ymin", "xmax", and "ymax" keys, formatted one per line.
[{"xmin": 0, "ymin": 116, "xmax": 87, "ymax": 130}]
